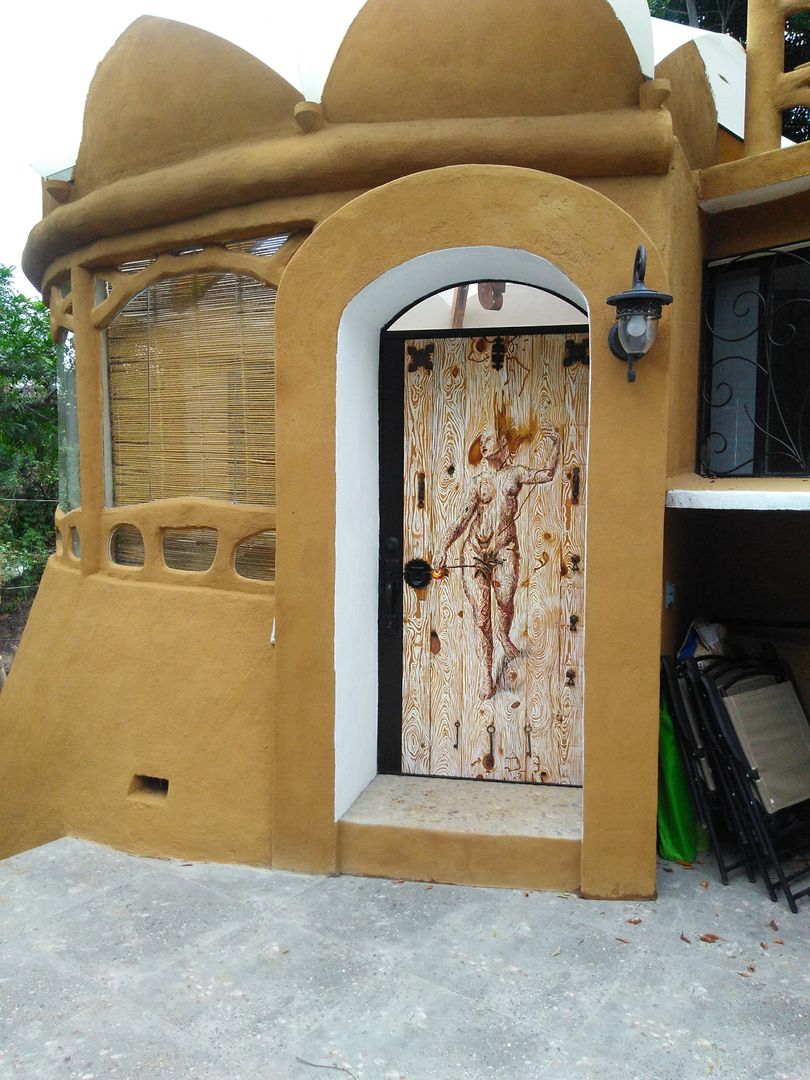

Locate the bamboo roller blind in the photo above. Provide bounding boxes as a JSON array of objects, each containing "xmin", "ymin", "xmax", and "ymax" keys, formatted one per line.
[
  {"xmin": 105, "ymin": 270, "xmax": 277, "ymax": 507},
  {"xmin": 105, "ymin": 258, "xmax": 279, "ymax": 577}
]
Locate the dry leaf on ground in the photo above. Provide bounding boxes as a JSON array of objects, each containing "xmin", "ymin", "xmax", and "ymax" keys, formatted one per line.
[{"xmin": 700, "ymin": 933, "xmax": 722, "ymax": 943}]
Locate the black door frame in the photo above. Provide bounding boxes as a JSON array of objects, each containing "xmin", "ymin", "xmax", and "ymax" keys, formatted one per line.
[{"xmin": 377, "ymin": 323, "xmax": 589, "ymax": 775}]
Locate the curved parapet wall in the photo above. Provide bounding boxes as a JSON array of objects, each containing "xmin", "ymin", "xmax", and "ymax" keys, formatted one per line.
[{"xmin": 23, "ymin": 4, "xmax": 675, "ymax": 290}]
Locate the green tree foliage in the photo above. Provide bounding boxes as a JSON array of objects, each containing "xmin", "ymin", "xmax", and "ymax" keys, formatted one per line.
[
  {"xmin": 0, "ymin": 266, "xmax": 59, "ymax": 596},
  {"xmin": 648, "ymin": 1, "xmax": 810, "ymax": 142}
]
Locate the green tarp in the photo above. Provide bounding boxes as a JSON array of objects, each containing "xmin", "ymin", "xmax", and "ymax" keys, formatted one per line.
[{"xmin": 657, "ymin": 694, "xmax": 703, "ymax": 863}]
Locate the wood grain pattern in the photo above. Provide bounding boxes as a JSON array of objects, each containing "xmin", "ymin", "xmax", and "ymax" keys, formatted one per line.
[
  {"xmin": 400, "ymin": 332, "xmax": 588, "ymax": 785},
  {"xmin": 428, "ymin": 339, "xmax": 467, "ymax": 776},
  {"xmin": 402, "ymin": 345, "xmax": 433, "ymax": 774}
]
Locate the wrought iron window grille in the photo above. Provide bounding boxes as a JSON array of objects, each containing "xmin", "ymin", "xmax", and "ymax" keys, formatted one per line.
[{"xmin": 698, "ymin": 243, "xmax": 810, "ymax": 477}]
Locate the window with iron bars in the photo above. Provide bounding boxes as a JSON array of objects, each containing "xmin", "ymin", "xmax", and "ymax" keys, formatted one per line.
[{"xmin": 698, "ymin": 243, "xmax": 810, "ymax": 477}]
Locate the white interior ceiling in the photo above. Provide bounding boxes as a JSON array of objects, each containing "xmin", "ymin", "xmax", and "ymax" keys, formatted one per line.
[{"xmin": 389, "ymin": 282, "xmax": 588, "ymax": 333}]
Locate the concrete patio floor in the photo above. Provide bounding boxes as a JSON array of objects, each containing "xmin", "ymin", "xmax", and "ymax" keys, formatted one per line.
[{"xmin": 0, "ymin": 838, "xmax": 808, "ymax": 1080}]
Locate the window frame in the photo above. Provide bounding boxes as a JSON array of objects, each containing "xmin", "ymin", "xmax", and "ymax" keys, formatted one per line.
[{"xmin": 697, "ymin": 239, "xmax": 810, "ymax": 479}]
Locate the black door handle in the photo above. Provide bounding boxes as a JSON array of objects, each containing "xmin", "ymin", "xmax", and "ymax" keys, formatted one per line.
[
  {"xmin": 380, "ymin": 536, "xmax": 401, "ymax": 635},
  {"xmin": 570, "ymin": 466, "xmax": 581, "ymax": 505},
  {"xmin": 404, "ymin": 558, "xmax": 433, "ymax": 589}
]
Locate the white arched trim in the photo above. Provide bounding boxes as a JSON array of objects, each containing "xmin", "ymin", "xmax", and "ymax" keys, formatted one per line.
[{"xmin": 334, "ymin": 246, "xmax": 588, "ymax": 818}]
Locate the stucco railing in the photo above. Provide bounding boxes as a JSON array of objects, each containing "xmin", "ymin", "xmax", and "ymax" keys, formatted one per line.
[{"xmin": 745, "ymin": 0, "xmax": 810, "ymax": 155}]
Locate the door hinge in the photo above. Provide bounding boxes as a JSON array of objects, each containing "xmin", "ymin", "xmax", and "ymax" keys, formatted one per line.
[
  {"xmin": 563, "ymin": 337, "xmax": 590, "ymax": 367},
  {"xmin": 407, "ymin": 344, "xmax": 434, "ymax": 372},
  {"xmin": 570, "ymin": 466, "xmax": 581, "ymax": 505}
]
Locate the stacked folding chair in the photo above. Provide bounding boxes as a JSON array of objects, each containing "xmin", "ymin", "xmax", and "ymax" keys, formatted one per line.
[{"xmin": 661, "ymin": 653, "xmax": 810, "ymax": 912}]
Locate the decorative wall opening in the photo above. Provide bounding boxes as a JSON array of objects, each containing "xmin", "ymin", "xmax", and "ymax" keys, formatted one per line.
[
  {"xmin": 109, "ymin": 524, "xmax": 145, "ymax": 567},
  {"xmin": 162, "ymin": 527, "xmax": 218, "ymax": 571},
  {"xmin": 234, "ymin": 530, "xmax": 276, "ymax": 581},
  {"xmin": 128, "ymin": 774, "xmax": 170, "ymax": 802}
]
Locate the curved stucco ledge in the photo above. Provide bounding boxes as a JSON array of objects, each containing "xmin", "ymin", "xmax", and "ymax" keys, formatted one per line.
[{"xmin": 24, "ymin": 108, "xmax": 673, "ymax": 288}]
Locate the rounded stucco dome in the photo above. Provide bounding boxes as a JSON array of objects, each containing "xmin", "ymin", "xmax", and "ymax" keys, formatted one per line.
[
  {"xmin": 321, "ymin": 0, "xmax": 644, "ymax": 123},
  {"xmin": 73, "ymin": 16, "xmax": 303, "ymax": 197}
]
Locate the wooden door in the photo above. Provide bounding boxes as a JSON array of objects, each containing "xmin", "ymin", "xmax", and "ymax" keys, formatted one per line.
[{"xmin": 379, "ymin": 330, "xmax": 588, "ymax": 785}]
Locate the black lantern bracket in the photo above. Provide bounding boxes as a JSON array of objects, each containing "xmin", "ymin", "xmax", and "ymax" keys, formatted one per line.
[{"xmin": 606, "ymin": 245, "xmax": 672, "ymax": 382}]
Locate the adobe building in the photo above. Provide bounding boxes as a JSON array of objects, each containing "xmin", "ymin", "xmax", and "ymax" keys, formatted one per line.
[{"xmin": 2, "ymin": 0, "xmax": 809, "ymax": 899}]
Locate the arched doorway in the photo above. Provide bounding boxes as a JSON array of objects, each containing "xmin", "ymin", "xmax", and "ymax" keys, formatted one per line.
[
  {"xmin": 378, "ymin": 279, "xmax": 589, "ymax": 788},
  {"xmin": 275, "ymin": 165, "xmax": 669, "ymax": 898},
  {"xmin": 333, "ymin": 248, "xmax": 589, "ymax": 818}
]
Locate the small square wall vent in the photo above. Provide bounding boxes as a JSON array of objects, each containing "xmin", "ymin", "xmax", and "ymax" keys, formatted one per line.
[{"xmin": 128, "ymin": 774, "xmax": 170, "ymax": 802}]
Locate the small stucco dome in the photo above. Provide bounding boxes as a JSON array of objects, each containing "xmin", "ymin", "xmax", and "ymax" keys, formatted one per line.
[
  {"xmin": 321, "ymin": 0, "xmax": 643, "ymax": 123},
  {"xmin": 73, "ymin": 16, "xmax": 303, "ymax": 196},
  {"xmin": 655, "ymin": 40, "xmax": 718, "ymax": 169}
]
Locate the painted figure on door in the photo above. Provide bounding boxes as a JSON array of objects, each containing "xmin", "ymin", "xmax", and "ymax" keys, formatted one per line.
[{"xmin": 433, "ymin": 427, "xmax": 561, "ymax": 700}]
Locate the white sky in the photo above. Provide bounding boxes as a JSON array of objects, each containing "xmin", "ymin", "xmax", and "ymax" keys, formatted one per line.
[
  {"xmin": 0, "ymin": 1, "xmax": 659, "ymax": 298},
  {"xmin": 0, "ymin": 1, "xmax": 366, "ymax": 297}
]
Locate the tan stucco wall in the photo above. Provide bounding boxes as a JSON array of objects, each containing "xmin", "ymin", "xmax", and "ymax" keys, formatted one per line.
[
  {"xmin": 0, "ymin": 560, "xmax": 275, "ymax": 863},
  {"xmin": 9, "ymin": 4, "xmax": 808, "ymax": 896},
  {"xmin": 707, "ymin": 187, "xmax": 810, "ymax": 260},
  {"xmin": 5, "ymin": 152, "xmax": 688, "ymax": 896},
  {"xmin": 274, "ymin": 165, "xmax": 673, "ymax": 899}
]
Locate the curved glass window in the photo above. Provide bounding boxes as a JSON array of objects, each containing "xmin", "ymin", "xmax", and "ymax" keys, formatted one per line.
[{"xmin": 57, "ymin": 333, "xmax": 80, "ymax": 511}]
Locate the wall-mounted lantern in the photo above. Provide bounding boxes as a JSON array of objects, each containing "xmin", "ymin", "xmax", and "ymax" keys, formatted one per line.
[{"xmin": 607, "ymin": 245, "xmax": 672, "ymax": 382}]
